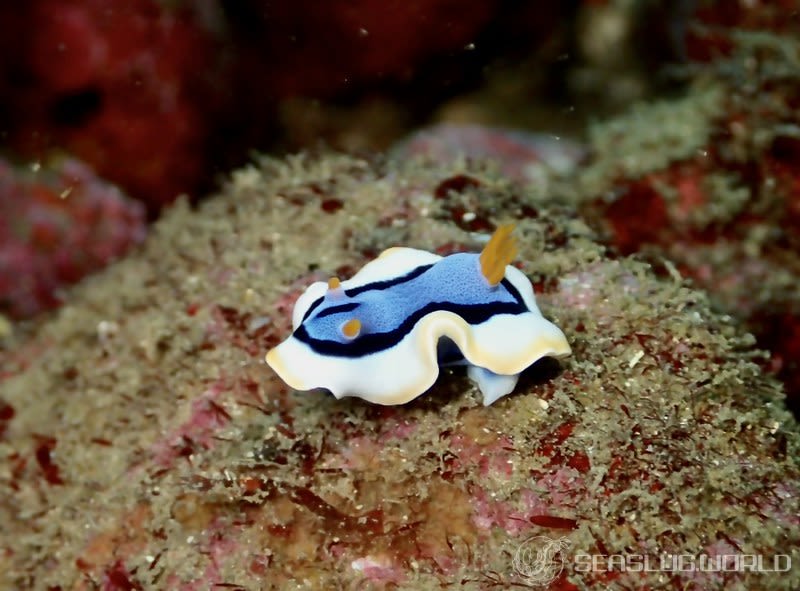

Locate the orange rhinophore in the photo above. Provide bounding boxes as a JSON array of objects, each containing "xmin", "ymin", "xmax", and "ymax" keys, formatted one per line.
[{"xmin": 480, "ymin": 223, "xmax": 518, "ymax": 286}]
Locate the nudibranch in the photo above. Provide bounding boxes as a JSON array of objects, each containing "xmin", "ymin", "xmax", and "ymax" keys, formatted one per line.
[{"xmin": 266, "ymin": 224, "xmax": 571, "ymax": 406}]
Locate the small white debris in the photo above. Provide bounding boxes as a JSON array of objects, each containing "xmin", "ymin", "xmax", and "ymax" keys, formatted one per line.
[
  {"xmin": 628, "ymin": 349, "xmax": 645, "ymax": 368},
  {"xmin": 352, "ymin": 555, "xmax": 390, "ymax": 572},
  {"xmin": 248, "ymin": 316, "xmax": 272, "ymax": 333},
  {"xmin": 97, "ymin": 320, "xmax": 119, "ymax": 344}
]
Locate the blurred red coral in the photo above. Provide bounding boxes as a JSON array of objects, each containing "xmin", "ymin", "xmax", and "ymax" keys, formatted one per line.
[
  {"xmin": 0, "ymin": 0, "xmax": 570, "ymax": 213},
  {"xmin": 0, "ymin": 157, "xmax": 146, "ymax": 319},
  {"xmin": 0, "ymin": 0, "xmax": 227, "ymax": 212},
  {"xmin": 227, "ymin": 0, "xmax": 497, "ymax": 98}
]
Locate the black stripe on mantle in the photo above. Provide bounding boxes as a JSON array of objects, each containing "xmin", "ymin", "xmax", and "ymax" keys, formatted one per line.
[
  {"xmin": 300, "ymin": 263, "xmax": 435, "ymax": 324},
  {"xmin": 294, "ymin": 275, "xmax": 528, "ymax": 358}
]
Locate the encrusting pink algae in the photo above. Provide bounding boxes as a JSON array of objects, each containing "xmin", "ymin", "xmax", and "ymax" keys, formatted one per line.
[{"xmin": 1, "ymin": 149, "xmax": 798, "ymax": 590}]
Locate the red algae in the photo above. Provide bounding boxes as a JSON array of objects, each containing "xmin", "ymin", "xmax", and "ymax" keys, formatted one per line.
[
  {"xmin": 149, "ymin": 382, "xmax": 231, "ymax": 469},
  {"xmin": 33, "ymin": 435, "xmax": 64, "ymax": 485},
  {"xmin": 0, "ymin": 400, "xmax": 14, "ymax": 439}
]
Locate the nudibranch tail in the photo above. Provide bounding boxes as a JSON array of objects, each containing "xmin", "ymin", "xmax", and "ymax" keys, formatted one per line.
[
  {"xmin": 480, "ymin": 223, "xmax": 518, "ymax": 285},
  {"xmin": 467, "ymin": 366, "xmax": 520, "ymax": 406}
]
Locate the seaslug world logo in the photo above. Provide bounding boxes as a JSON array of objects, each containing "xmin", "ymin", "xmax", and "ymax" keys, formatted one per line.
[{"xmin": 512, "ymin": 535, "xmax": 571, "ymax": 586}]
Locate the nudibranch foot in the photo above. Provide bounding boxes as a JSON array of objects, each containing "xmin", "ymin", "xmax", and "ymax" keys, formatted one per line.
[
  {"xmin": 467, "ymin": 365, "xmax": 519, "ymax": 406},
  {"xmin": 266, "ymin": 224, "xmax": 571, "ymax": 406}
]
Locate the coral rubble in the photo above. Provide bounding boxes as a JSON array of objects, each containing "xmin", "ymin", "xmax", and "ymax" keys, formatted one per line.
[{"xmin": 1, "ymin": 154, "xmax": 797, "ymax": 589}]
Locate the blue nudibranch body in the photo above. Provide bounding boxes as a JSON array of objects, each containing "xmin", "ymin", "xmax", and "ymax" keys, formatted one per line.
[{"xmin": 266, "ymin": 224, "xmax": 571, "ymax": 405}]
